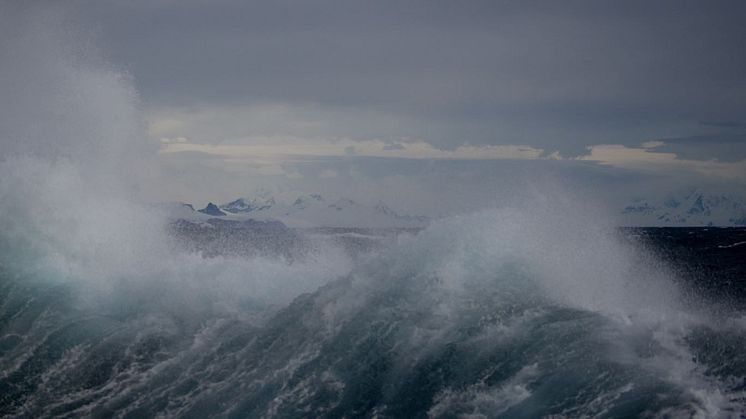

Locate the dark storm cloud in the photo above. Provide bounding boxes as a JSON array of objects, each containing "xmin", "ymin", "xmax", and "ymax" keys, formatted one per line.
[
  {"xmin": 71, "ymin": 0, "xmax": 746, "ymax": 155},
  {"xmin": 655, "ymin": 133, "xmax": 746, "ymax": 162},
  {"xmin": 700, "ymin": 121, "xmax": 746, "ymax": 129}
]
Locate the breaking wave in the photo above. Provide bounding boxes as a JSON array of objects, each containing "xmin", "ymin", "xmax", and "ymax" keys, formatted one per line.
[{"xmin": 1, "ymin": 6, "xmax": 745, "ymax": 418}]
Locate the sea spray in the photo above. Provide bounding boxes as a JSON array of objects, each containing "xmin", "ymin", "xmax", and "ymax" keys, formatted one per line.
[
  {"xmin": 0, "ymin": 5, "xmax": 163, "ymax": 283},
  {"xmin": 0, "ymin": 4, "xmax": 349, "ymax": 301}
]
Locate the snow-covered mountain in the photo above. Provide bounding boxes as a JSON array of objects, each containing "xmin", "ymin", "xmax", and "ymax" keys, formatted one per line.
[
  {"xmin": 620, "ymin": 190, "xmax": 746, "ymax": 226},
  {"xmin": 217, "ymin": 193, "xmax": 428, "ymax": 228},
  {"xmin": 220, "ymin": 193, "xmax": 276, "ymax": 213},
  {"xmin": 198, "ymin": 202, "xmax": 226, "ymax": 217}
]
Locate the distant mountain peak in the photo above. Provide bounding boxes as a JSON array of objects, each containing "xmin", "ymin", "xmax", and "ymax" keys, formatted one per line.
[
  {"xmin": 199, "ymin": 202, "xmax": 226, "ymax": 217},
  {"xmin": 220, "ymin": 196, "xmax": 276, "ymax": 213},
  {"xmin": 292, "ymin": 194, "xmax": 325, "ymax": 209},
  {"xmin": 687, "ymin": 195, "xmax": 707, "ymax": 215}
]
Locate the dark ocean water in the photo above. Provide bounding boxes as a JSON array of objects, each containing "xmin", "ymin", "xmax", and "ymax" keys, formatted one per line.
[
  {"xmin": 629, "ymin": 228, "xmax": 746, "ymax": 309},
  {"xmin": 0, "ymin": 225, "xmax": 745, "ymax": 418}
]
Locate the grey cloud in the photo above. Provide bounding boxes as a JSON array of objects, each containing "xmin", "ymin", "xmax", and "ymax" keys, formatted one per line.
[
  {"xmin": 382, "ymin": 143, "xmax": 406, "ymax": 151},
  {"xmin": 38, "ymin": 1, "xmax": 746, "ymax": 156},
  {"xmin": 655, "ymin": 133, "xmax": 746, "ymax": 162},
  {"xmin": 658, "ymin": 133, "xmax": 746, "ymax": 145},
  {"xmin": 700, "ymin": 121, "xmax": 746, "ymax": 129}
]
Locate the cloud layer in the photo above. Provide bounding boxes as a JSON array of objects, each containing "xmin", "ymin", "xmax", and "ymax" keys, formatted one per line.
[
  {"xmin": 5, "ymin": 1, "xmax": 745, "ymax": 208},
  {"xmin": 75, "ymin": 0, "xmax": 746, "ymax": 157}
]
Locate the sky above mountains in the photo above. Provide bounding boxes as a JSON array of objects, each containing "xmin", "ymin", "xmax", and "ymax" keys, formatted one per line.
[{"xmin": 3, "ymin": 1, "xmax": 746, "ymax": 212}]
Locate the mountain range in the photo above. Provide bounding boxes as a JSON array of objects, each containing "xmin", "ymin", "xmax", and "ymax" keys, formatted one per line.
[
  {"xmin": 620, "ymin": 190, "xmax": 746, "ymax": 226},
  {"xmin": 166, "ymin": 190, "xmax": 746, "ymax": 228},
  {"xmin": 186, "ymin": 193, "xmax": 428, "ymax": 228}
]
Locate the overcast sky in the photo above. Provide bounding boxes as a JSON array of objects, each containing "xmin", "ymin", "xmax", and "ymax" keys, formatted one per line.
[{"xmin": 6, "ymin": 1, "xmax": 746, "ymax": 211}]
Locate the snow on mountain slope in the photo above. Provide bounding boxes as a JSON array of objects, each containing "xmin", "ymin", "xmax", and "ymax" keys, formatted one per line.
[
  {"xmin": 620, "ymin": 190, "xmax": 746, "ymax": 226},
  {"xmin": 218, "ymin": 193, "xmax": 428, "ymax": 228},
  {"xmin": 220, "ymin": 193, "xmax": 276, "ymax": 213}
]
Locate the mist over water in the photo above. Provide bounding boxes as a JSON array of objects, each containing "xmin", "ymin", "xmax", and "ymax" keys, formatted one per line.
[{"xmin": 1, "ymin": 8, "xmax": 745, "ymax": 418}]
